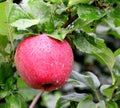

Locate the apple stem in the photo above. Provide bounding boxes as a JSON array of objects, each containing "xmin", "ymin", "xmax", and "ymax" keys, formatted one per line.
[{"xmin": 29, "ymin": 90, "xmax": 44, "ymax": 108}]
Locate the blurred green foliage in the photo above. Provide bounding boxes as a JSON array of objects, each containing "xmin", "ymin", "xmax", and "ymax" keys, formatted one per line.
[{"xmin": 0, "ymin": 0, "xmax": 120, "ymax": 107}]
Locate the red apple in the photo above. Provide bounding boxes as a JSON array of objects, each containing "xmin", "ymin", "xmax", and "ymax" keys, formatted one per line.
[{"xmin": 15, "ymin": 34, "xmax": 73, "ymax": 91}]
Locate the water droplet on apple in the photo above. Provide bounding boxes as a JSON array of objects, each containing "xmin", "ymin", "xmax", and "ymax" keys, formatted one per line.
[
  {"xmin": 56, "ymin": 80, "xmax": 59, "ymax": 83},
  {"xmin": 51, "ymin": 63, "xmax": 53, "ymax": 66},
  {"xmin": 55, "ymin": 87, "xmax": 59, "ymax": 90}
]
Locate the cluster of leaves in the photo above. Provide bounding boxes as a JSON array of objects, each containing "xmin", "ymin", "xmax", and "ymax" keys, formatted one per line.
[{"xmin": 0, "ymin": 0, "xmax": 120, "ymax": 107}]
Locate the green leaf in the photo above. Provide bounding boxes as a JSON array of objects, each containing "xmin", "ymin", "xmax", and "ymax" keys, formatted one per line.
[
  {"xmin": 0, "ymin": 103, "xmax": 5, "ymax": 108},
  {"xmin": 77, "ymin": 4, "xmax": 106, "ymax": 22},
  {"xmin": 9, "ymin": 4, "xmax": 31, "ymax": 23},
  {"xmin": 5, "ymin": 76, "xmax": 16, "ymax": 90},
  {"xmin": 56, "ymin": 93, "xmax": 92, "ymax": 108},
  {"xmin": 0, "ymin": 63, "xmax": 14, "ymax": 85},
  {"xmin": 28, "ymin": 0, "xmax": 51, "ymax": 23},
  {"xmin": 68, "ymin": 0, "xmax": 90, "ymax": 7},
  {"xmin": 9, "ymin": 3, "xmax": 41, "ymax": 30},
  {"xmin": 114, "ymin": 19, "xmax": 120, "ymax": 27},
  {"xmin": 43, "ymin": 92, "xmax": 61, "ymax": 108},
  {"xmin": 0, "ymin": 53, "xmax": 4, "ymax": 63},
  {"xmin": 5, "ymin": 94, "xmax": 26, "ymax": 108},
  {"xmin": 0, "ymin": 2, "xmax": 9, "ymax": 35},
  {"xmin": 107, "ymin": 29, "xmax": 120, "ymax": 39},
  {"xmin": 109, "ymin": 5, "xmax": 120, "ymax": 28},
  {"xmin": 0, "ymin": 90, "xmax": 9, "ymax": 99},
  {"xmin": 70, "ymin": 71, "xmax": 100, "ymax": 90},
  {"xmin": 105, "ymin": 18, "xmax": 120, "ymax": 39},
  {"xmin": 114, "ymin": 48, "xmax": 120, "ymax": 56},
  {"xmin": 10, "ymin": 19, "xmax": 40, "ymax": 29},
  {"xmin": 113, "ymin": 87, "xmax": 120, "ymax": 101},
  {"xmin": 73, "ymin": 31, "xmax": 115, "ymax": 71},
  {"xmin": 77, "ymin": 100, "xmax": 96, "ymax": 108},
  {"xmin": 45, "ymin": 0, "xmax": 61, "ymax": 3},
  {"xmin": 110, "ymin": 5, "xmax": 120, "ymax": 19},
  {"xmin": 97, "ymin": 101, "xmax": 106, "ymax": 108},
  {"xmin": 17, "ymin": 77, "xmax": 28, "ymax": 88},
  {"xmin": 77, "ymin": 100, "xmax": 106, "ymax": 108},
  {"xmin": 107, "ymin": 0, "xmax": 120, "ymax": 3},
  {"xmin": 47, "ymin": 28, "xmax": 68, "ymax": 41},
  {"xmin": 100, "ymin": 84, "xmax": 116, "ymax": 99},
  {"xmin": 106, "ymin": 101, "xmax": 118, "ymax": 108},
  {"xmin": 113, "ymin": 54, "xmax": 120, "ymax": 85},
  {"xmin": 0, "ymin": 35, "xmax": 8, "ymax": 48},
  {"xmin": 17, "ymin": 87, "xmax": 40, "ymax": 101},
  {"xmin": 0, "ymin": 35, "xmax": 9, "ymax": 56}
]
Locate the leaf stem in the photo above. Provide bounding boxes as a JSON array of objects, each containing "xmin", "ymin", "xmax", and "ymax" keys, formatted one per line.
[
  {"xmin": 95, "ymin": 90, "xmax": 101, "ymax": 102},
  {"xmin": 8, "ymin": 27, "xmax": 14, "ymax": 51},
  {"xmin": 110, "ymin": 69, "xmax": 115, "ymax": 85},
  {"xmin": 29, "ymin": 90, "xmax": 44, "ymax": 108}
]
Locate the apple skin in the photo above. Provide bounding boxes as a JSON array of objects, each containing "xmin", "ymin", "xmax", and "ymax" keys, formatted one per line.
[{"xmin": 15, "ymin": 34, "xmax": 73, "ymax": 91}]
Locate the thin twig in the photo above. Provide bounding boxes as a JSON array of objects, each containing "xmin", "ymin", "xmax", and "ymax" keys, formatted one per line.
[
  {"xmin": 29, "ymin": 90, "xmax": 44, "ymax": 108},
  {"xmin": 61, "ymin": 14, "xmax": 78, "ymax": 28}
]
